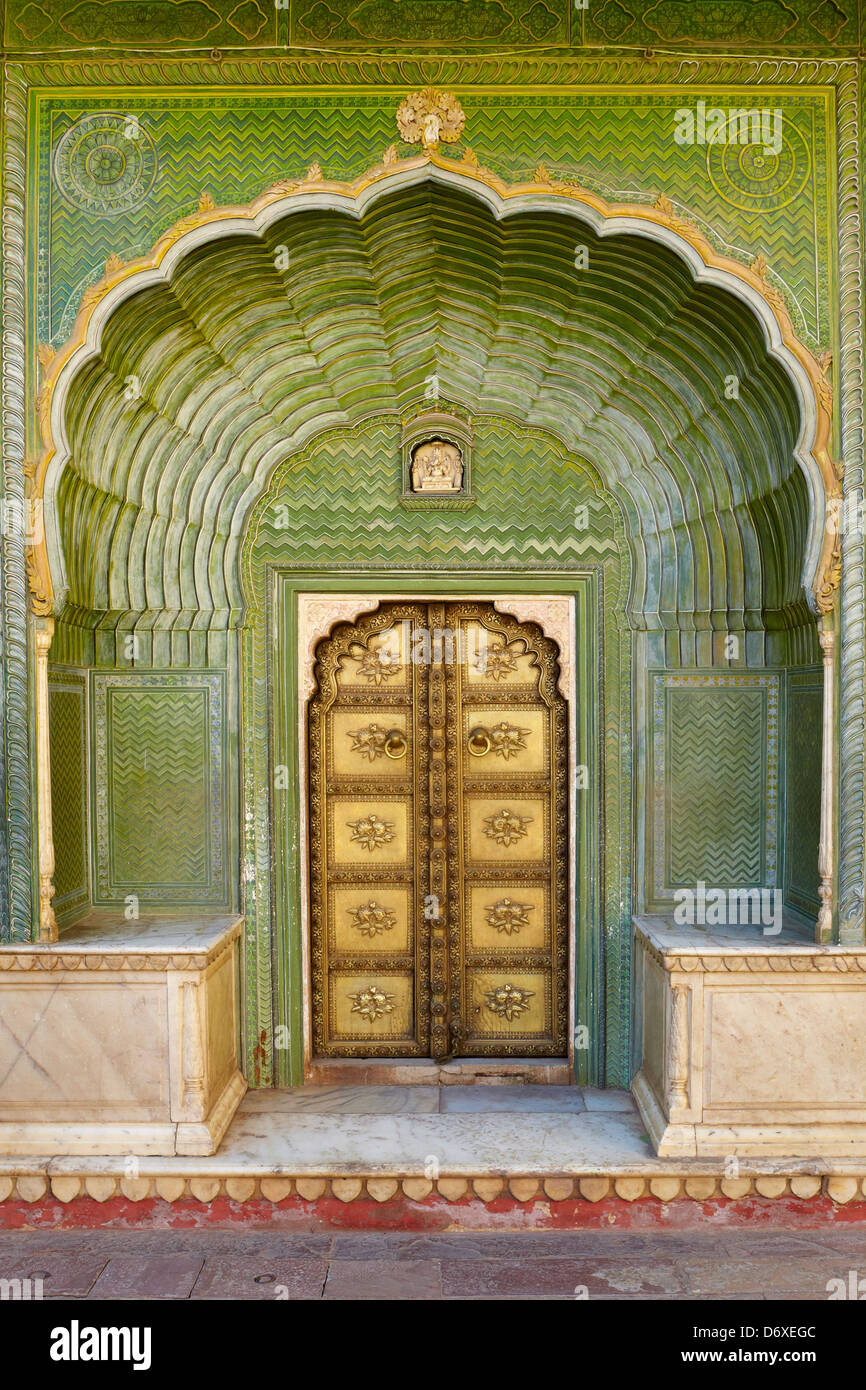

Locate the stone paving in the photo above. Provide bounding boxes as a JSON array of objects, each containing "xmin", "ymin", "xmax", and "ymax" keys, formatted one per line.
[{"xmin": 3, "ymin": 1227, "xmax": 866, "ymax": 1299}]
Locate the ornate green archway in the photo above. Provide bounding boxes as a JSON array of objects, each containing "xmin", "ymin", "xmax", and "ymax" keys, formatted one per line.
[{"xmin": 31, "ymin": 158, "xmax": 837, "ymax": 1085}]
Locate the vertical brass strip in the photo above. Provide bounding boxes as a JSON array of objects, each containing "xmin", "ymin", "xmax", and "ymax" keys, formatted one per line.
[
  {"xmin": 427, "ymin": 601, "xmax": 449, "ymax": 1058},
  {"xmin": 443, "ymin": 606, "xmax": 465, "ymax": 1056}
]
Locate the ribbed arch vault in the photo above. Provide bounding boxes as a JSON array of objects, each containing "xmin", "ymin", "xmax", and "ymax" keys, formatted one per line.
[{"xmin": 45, "ymin": 171, "xmax": 822, "ymax": 635}]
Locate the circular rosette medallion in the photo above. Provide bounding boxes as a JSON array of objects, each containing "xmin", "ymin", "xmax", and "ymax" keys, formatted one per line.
[
  {"xmin": 706, "ymin": 116, "xmax": 810, "ymax": 213},
  {"xmin": 53, "ymin": 113, "xmax": 158, "ymax": 215}
]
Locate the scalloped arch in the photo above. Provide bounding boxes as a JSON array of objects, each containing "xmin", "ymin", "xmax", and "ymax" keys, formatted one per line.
[{"xmin": 31, "ymin": 155, "xmax": 838, "ymax": 627}]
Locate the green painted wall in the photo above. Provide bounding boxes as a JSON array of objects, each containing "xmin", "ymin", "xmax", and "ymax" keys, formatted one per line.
[{"xmin": 5, "ymin": 10, "xmax": 851, "ymax": 1080}]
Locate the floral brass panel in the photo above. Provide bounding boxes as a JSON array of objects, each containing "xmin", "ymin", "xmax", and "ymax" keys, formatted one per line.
[{"xmin": 309, "ymin": 600, "xmax": 568, "ymax": 1058}]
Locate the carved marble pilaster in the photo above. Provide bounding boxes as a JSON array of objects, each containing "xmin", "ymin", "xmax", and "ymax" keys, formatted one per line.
[
  {"xmin": 34, "ymin": 619, "xmax": 57, "ymax": 944},
  {"xmin": 667, "ymin": 983, "xmax": 690, "ymax": 1111},
  {"xmin": 818, "ymin": 620, "xmax": 836, "ymax": 944}
]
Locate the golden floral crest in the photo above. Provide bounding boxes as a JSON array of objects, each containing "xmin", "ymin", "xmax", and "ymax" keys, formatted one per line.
[
  {"xmin": 349, "ymin": 984, "xmax": 395, "ymax": 1022},
  {"xmin": 349, "ymin": 900, "xmax": 397, "ymax": 937},
  {"xmin": 483, "ymin": 807, "xmax": 533, "ymax": 847},
  {"xmin": 485, "ymin": 982, "xmax": 534, "ymax": 1020},
  {"xmin": 349, "ymin": 636, "xmax": 402, "ymax": 685},
  {"xmin": 486, "ymin": 898, "xmax": 535, "ymax": 935},
  {"xmin": 475, "ymin": 639, "xmax": 522, "ymax": 680},
  {"xmin": 346, "ymin": 813, "xmax": 395, "ymax": 852},
  {"xmin": 397, "ymin": 88, "xmax": 465, "ymax": 150}
]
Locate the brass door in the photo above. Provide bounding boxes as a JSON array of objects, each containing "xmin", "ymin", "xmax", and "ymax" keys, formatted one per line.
[{"xmin": 309, "ymin": 600, "xmax": 568, "ymax": 1059}]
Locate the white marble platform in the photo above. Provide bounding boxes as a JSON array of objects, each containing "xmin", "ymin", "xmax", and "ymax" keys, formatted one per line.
[
  {"xmin": 632, "ymin": 913, "xmax": 818, "ymax": 952},
  {"xmin": 633, "ymin": 916, "xmax": 866, "ymax": 1159},
  {"xmin": 33, "ymin": 910, "xmax": 240, "ymax": 957},
  {"xmin": 0, "ymin": 913, "xmax": 245, "ymax": 1156},
  {"xmin": 5, "ymin": 1084, "xmax": 866, "ymax": 1182}
]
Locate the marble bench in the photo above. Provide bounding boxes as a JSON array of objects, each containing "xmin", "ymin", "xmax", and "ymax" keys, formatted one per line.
[
  {"xmin": 632, "ymin": 915, "xmax": 866, "ymax": 1158},
  {"xmin": 0, "ymin": 911, "xmax": 246, "ymax": 1156}
]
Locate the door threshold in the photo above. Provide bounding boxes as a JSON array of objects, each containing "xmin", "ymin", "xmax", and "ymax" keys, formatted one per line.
[{"xmin": 307, "ymin": 1057, "xmax": 572, "ymax": 1086}]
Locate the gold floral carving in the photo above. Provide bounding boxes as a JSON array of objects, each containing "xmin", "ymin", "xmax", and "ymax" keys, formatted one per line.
[
  {"xmin": 816, "ymin": 502, "xmax": 843, "ymax": 615},
  {"xmin": 485, "ymin": 982, "xmax": 534, "ymax": 1020},
  {"xmin": 397, "ymin": 89, "xmax": 465, "ymax": 150},
  {"xmin": 348, "ymin": 723, "xmax": 391, "ymax": 760},
  {"xmin": 483, "ymin": 807, "xmax": 533, "ymax": 847},
  {"xmin": 266, "ymin": 178, "xmax": 298, "ymax": 197},
  {"xmin": 816, "ymin": 349, "xmax": 833, "ymax": 414},
  {"xmin": 651, "ymin": 192, "xmax": 704, "ymax": 249},
  {"xmin": 486, "ymin": 721, "xmax": 530, "ymax": 759},
  {"xmin": 476, "ymin": 640, "xmax": 520, "ymax": 680},
  {"xmin": 348, "ymin": 984, "xmax": 395, "ymax": 1022},
  {"xmin": 26, "ymin": 550, "xmax": 53, "ymax": 617},
  {"xmin": 350, "ymin": 637, "xmax": 402, "ymax": 684},
  {"xmin": 349, "ymin": 901, "xmax": 397, "ymax": 937},
  {"xmin": 198, "ymin": 190, "xmax": 215, "ymax": 213},
  {"xmin": 486, "ymin": 899, "xmax": 535, "ymax": 935},
  {"xmin": 346, "ymin": 813, "xmax": 395, "ymax": 852}
]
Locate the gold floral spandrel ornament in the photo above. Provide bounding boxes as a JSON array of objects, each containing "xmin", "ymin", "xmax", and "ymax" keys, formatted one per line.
[
  {"xmin": 397, "ymin": 88, "xmax": 465, "ymax": 151},
  {"xmin": 349, "ymin": 636, "xmax": 402, "ymax": 684},
  {"xmin": 347, "ymin": 813, "xmax": 395, "ymax": 852},
  {"xmin": 349, "ymin": 984, "xmax": 395, "ymax": 1022},
  {"xmin": 485, "ymin": 982, "xmax": 534, "ymax": 1020},
  {"xmin": 411, "ymin": 438, "xmax": 463, "ymax": 492},
  {"xmin": 475, "ymin": 639, "xmax": 521, "ymax": 680},
  {"xmin": 483, "ymin": 807, "xmax": 533, "ymax": 847},
  {"xmin": 349, "ymin": 900, "xmax": 397, "ymax": 937},
  {"xmin": 486, "ymin": 898, "xmax": 535, "ymax": 935}
]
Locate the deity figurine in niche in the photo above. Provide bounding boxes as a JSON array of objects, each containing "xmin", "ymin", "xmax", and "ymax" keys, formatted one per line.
[{"xmin": 411, "ymin": 438, "xmax": 464, "ymax": 493}]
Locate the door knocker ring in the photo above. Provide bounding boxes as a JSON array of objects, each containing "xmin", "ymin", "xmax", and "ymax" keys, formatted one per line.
[
  {"xmin": 467, "ymin": 726, "xmax": 491, "ymax": 756},
  {"xmin": 384, "ymin": 729, "xmax": 408, "ymax": 759}
]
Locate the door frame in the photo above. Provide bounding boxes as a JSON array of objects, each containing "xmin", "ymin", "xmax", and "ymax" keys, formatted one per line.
[{"xmin": 271, "ymin": 568, "xmax": 602, "ymax": 1085}]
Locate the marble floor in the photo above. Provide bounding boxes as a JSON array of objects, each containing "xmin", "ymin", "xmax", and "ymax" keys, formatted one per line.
[
  {"xmin": 241, "ymin": 1083, "xmax": 632, "ymax": 1114},
  {"xmin": 165, "ymin": 1083, "xmax": 658, "ymax": 1178},
  {"xmin": 22, "ymin": 1084, "xmax": 866, "ymax": 1180},
  {"xmin": 4, "ymin": 1225, "xmax": 866, "ymax": 1299}
]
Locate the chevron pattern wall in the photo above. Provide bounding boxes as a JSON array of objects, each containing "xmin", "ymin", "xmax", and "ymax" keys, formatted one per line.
[
  {"xmin": 785, "ymin": 670, "xmax": 822, "ymax": 916},
  {"xmin": 37, "ymin": 87, "xmax": 832, "ymax": 352},
  {"xmin": 48, "ymin": 670, "xmax": 89, "ymax": 920},
  {"xmin": 92, "ymin": 672, "xmax": 226, "ymax": 903},
  {"xmin": 249, "ymin": 416, "xmax": 621, "ymax": 575},
  {"xmin": 649, "ymin": 672, "xmax": 779, "ymax": 904}
]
